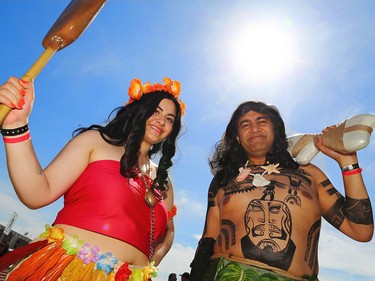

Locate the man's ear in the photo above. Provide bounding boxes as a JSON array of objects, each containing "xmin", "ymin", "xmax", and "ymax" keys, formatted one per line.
[{"xmin": 236, "ymin": 135, "xmax": 240, "ymax": 144}]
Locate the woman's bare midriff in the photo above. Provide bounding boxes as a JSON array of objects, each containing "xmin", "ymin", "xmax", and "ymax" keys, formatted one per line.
[{"xmin": 54, "ymin": 224, "xmax": 150, "ymax": 266}]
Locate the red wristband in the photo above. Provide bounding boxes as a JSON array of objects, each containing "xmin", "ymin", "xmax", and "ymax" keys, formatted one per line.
[
  {"xmin": 3, "ymin": 132, "xmax": 31, "ymax": 143},
  {"xmin": 342, "ymin": 168, "xmax": 363, "ymax": 176}
]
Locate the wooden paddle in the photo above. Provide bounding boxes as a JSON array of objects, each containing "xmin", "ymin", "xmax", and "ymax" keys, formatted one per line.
[{"xmin": 0, "ymin": 0, "xmax": 107, "ymax": 125}]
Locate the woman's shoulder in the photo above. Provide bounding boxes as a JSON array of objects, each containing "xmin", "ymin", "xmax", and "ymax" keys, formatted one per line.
[
  {"xmin": 73, "ymin": 129, "xmax": 101, "ymax": 138},
  {"xmin": 65, "ymin": 130, "xmax": 112, "ymax": 159},
  {"xmin": 69, "ymin": 130, "xmax": 103, "ymax": 145}
]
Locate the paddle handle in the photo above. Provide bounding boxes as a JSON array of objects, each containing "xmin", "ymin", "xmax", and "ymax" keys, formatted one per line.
[{"xmin": 0, "ymin": 44, "xmax": 59, "ymax": 125}]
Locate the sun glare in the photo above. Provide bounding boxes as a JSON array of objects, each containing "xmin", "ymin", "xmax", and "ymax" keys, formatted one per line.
[{"xmin": 229, "ymin": 22, "xmax": 296, "ymax": 82}]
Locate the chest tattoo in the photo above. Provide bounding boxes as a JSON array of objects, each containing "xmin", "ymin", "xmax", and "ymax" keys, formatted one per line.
[{"xmin": 224, "ymin": 167, "xmax": 312, "ymax": 206}]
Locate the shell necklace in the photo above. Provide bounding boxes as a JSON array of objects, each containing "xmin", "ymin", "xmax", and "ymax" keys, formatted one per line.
[{"xmin": 236, "ymin": 160, "xmax": 280, "ymax": 187}]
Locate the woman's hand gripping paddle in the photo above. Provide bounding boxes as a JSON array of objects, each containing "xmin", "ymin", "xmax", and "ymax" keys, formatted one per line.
[{"xmin": 0, "ymin": 0, "xmax": 107, "ymax": 125}]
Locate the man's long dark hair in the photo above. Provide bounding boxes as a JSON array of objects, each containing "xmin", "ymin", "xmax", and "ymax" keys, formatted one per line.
[
  {"xmin": 74, "ymin": 91, "xmax": 182, "ymax": 191},
  {"xmin": 210, "ymin": 101, "xmax": 298, "ymax": 187}
]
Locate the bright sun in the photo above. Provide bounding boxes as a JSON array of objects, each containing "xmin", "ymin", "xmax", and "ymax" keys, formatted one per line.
[{"xmin": 229, "ymin": 22, "xmax": 296, "ymax": 81}]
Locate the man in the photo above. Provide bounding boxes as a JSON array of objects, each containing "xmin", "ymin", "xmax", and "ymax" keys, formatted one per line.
[
  {"xmin": 190, "ymin": 101, "xmax": 373, "ymax": 280},
  {"xmin": 168, "ymin": 273, "xmax": 177, "ymax": 281},
  {"xmin": 180, "ymin": 272, "xmax": 190, "ymax": 281}
]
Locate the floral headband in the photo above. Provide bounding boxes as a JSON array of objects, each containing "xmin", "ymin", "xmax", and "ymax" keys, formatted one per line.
[{"xmin": 127, "ymin": 77, "xmax": 186, "ymax": 115}]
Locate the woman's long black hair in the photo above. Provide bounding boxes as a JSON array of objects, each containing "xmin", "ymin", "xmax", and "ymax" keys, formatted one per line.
[
  {"xmin": 210, "ymin": 101, "xmax": 299, "ymax": 187},
  {"xmin": 74, "ymin": 91, "xmax": 182, "ymax": 191}
]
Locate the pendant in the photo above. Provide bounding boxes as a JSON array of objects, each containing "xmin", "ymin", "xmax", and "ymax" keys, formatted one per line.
[
  {"xmin": 252, "ymin": 174, "xmax": 270, "ymax": 187},
  {"xmin": 145, "ymin": 189, "xmax": 156, "ymax": 207},
  {"xmin": 236, "ymin": 167, "xmax": 251, "ymax": 182},
  {"xmin": 261, "ymin": 163, "xmax": 280, "ymax": 175}
]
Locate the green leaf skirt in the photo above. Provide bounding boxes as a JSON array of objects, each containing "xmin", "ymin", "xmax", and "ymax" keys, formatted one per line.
[{"xmin": 202, "ymin": 256, "xmax": 317, "ymax": 281}]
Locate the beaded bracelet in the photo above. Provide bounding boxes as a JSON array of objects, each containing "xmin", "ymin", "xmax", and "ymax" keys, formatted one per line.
[
  {"xmin": 0, "ymin": 124, "xmax": 29, "ymax": 136},
  {"xmin": 342, "ymin": 168, "xmax": 363, "ymax": 176},
  {"xmin": 3, "ymin": 132, "xmax": 31, "ymax": 144}
]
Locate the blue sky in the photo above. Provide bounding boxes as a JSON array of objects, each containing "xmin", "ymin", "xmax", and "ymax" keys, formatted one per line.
[{"xmin": 1, "ymin": 1, "xmax": 375, "ymax": 280}]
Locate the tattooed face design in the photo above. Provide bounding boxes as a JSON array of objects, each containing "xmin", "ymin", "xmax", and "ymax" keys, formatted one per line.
[
  {"xmin": 246, "ymin": 199, "xmax": 291, "ymax": 252},
  {"xmin": 241, "ymin": 199, "xmax": 296, "ymax": 270}
]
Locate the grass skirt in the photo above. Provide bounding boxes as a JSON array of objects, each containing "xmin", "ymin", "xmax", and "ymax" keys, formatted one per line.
[{"xmin": 2, "ymin": 225, "xmax": 157, "ymax": 281}]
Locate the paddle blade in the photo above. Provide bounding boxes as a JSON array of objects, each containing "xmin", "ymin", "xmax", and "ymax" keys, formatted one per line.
[{"xmin": 42, "ymin": 0, "xmax": 107, "ymax": 50}]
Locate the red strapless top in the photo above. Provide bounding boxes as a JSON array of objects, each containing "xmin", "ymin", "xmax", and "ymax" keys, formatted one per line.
[{"xmin": 53, "ymin": 160, "xmax": 168, "ymax": 257}]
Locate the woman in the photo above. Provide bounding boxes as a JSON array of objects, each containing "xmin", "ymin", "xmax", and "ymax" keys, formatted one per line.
[{"xmin": 0, "ymin": 76, "xmax": 185, "ymax": 280}]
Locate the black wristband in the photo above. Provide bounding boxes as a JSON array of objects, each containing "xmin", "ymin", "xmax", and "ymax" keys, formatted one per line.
[
  {"xmin": 341, "ymin": 163, "xmax": 360, "ymax": 172},
  {"xmin": 0, "ymin": 124, "xmax": 29, "ymax": 136}
]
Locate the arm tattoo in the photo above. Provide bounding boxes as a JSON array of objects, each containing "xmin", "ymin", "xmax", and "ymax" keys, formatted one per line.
[
  {"xmin": 202, "ymin": 191, "xmax": 216, "ymax": 236},
  {"xmin": 320, "ymin": 179, "xmax": 346, "ymax": 229},
  {"xmin": 320, "ymin": 179, "xmax": 337, "ymax": 196},
  {"xmin": 202, "ymin": 177, "xmax": 220, "ymax": 236},
  {"xmin": 321, "ymin": 179, "xmax": 374, "ymax": 226},
  {"xmin": 320, "ymin": 179, "xmax": 331, "ymax": 188},
  {"xmin": 345, "ymin": 196, "xmax": 373, "ymax": 225},
  {"xmin": 325, "ymin": 195, "xmax": 346, "ymax": 229}
]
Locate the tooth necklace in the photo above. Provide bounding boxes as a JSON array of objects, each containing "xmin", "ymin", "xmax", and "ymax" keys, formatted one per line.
[
  {"xmin": 236, "ymin": 160, "xmax": 280, "ymax": 187},
  {"xmin": 138, "ymin": 162, "xmax": 156, "ymax": 207},
  {"xmin": 137, "ymin": 162, "xmax": 156, "ymax": 261}
]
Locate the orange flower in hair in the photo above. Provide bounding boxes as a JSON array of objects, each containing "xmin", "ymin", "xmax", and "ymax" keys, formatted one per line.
[
  {"xmin": 162, "ymin": 77, "xmax": 181, "ymax": 98},
  {"xmin": 126, "ymin": 77, "xmax": 186, "ymax": 115},
  {"xmin": 128, "ymin": 78, "xmax": 144, "ymax": 101}
]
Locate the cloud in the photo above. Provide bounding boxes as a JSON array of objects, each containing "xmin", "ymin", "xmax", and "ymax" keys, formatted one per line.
[
  {"xmin": 155, "ymin": 243, "xmax": 195, "ymax": 281},
  {"xmin": 175, "ymin": 190, "xmax": 206, "ymax": 218},
  {"xmin": 318, "ymin": 222, "xmax": 375, "ymax": 280}
]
